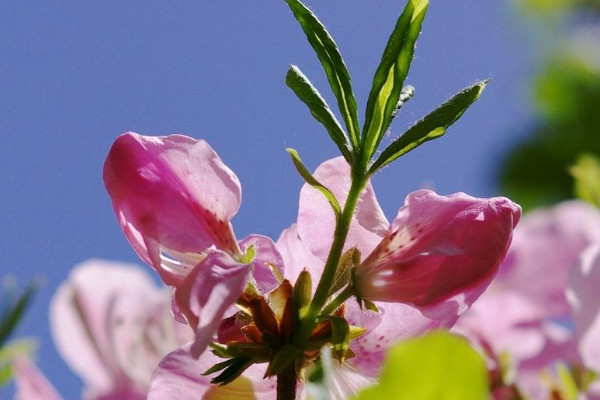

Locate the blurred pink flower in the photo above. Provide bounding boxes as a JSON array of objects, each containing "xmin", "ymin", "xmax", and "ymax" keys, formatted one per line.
[
  {"xmin": 103, "ymin": 132, "xmax": 284, "ymax": 356},
  {"xmin": 15, "ymin": 260, "xmax": 192, "ymax": 400},
  {"xmin": 455, "ymin": 201, "xmax": 600, "ymax": 399}
]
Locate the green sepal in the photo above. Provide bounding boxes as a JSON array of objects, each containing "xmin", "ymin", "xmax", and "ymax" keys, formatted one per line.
[
  {"xmin": 317, "ymin": 315, "xmax": 350, "ymax": 363},
  {"xmin": 329, "ymin": 247, "xmax": 360, "ymax": 296},
  {"xmin": 364, "ymin": 299, "xmax": 379, "ymax": 313},
  {"xmin": 265, "ymin": 344, "xmax": 301, "ymax": 377},
  {"xmin": 348, "ymin": 325, "xmax": 367, "ymax": 341},
  {"xmin": 361, "ymin": 0, "xmax": 429, "ymax": 161},
  {"xmin": 369, "ymin": 80, "xmax": 488, "ymax": 174},
  {"xmin": 0, "ymin": 282, "xmax": 36, "ymax": 347},
  {"xmin": 203, "ymin": 358, "xmax": 239, "ymax": 376},
  {"xmin": 286, "ymin": 66, "xmax": 353, "ymax": 162},
  {"xmin": 284, "ymin": 0, "xmax": 361, "ymax": 149},
  {"xmin": 287, "ymin": 148, "xmax": 342, "ymax": 217},
  {"xmin": 209, "ymin": 356, "xmax": 254, "ymax": 386},
  {"xmin": 293, "ymin": 270, "xmax": 313, "ymax": 323}
]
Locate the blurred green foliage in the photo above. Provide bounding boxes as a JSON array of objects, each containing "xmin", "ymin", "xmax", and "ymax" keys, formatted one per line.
[
  {"xmin": 499, "ymin": 43, "xmax": 600, "ymax": 211},
  {"xmin": 570, "ymin": 153, "xmax": 600, "ymax": 207},
  {"xmin": 520, "ymin": 0, "xmax": 600, "ymax": 14},
  {"xmin": 0, "ymin": 280, "xmax": 36, "ymax": 388},
  {"xmin": 352, "ymin": 331, "xmax": 489, "ymax": 400}
]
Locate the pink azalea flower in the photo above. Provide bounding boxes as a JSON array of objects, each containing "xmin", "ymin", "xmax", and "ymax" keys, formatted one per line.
[
  {"xmin": 299, "ymin": 157, "xmax": 521, "ymax": 320},
  {"xmin": 14, "ymin": 259, "xmax": 192, "ymax": 400},
  {"xmin": 103, "ymin": 132, "xmax": 284, "ymax": 356},
  {"xmin": 146, "ymin": 157, "xmax": 519, "ymax": 399}
]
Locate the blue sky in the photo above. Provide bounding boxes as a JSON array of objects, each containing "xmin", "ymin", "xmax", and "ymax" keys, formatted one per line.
[{"xmin": 1, "ymin": 1, "xmax": 535, "ymax": 398}]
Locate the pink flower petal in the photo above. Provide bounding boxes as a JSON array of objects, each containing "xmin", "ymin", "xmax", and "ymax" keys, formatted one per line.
[
  {"xmin": 355, "ymin": 190, "xmax": 521, "ymax": 319},
  {"xmin": 147, "ymin": 344, "xmax": 276, "ymax": 400},
  {"xmin": 238, "ymin": 234, "xmax": 285, "ymax": 294},
  {"xmin": 344, "ymin": 301, "xmax": 452, "ymax": 377},
  {"xmin": 276, "ymin": 224, "xmax": 325, "ymax": 285},
  {"xmin": 497, "ymin": 201, "xmax": 600, "ymax": 319},
  {"xmin": 50, "ymin": 259, "xmax": 160, "ymax": 393},
  {"xmin": 297, "ymin": 157, "xmax": 389, "ymax": 261},
  {"xmin": 567, "ymin": 244, "xmax": 600, "ymax": 373},
  {"xmin": 104, "ymin": 132, "xmax": 241, "ymax": 284},
  {"xmin": 173, "ymin": 250, "xmax": 250, "ymax": 358},
  {"xmin": 13, "ymin": 358, "xmax": 63, "ymax": 400}
]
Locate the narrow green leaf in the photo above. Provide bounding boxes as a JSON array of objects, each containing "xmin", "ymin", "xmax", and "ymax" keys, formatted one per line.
[
  {"xmin": 352, "ymin": 331, "xmax": 489, "ymax": 400},
  {"xmin": 286, "ymin": 148, "xmax": 342, "ymax": 217},
  {"xmin": 286, "ymin": 66, "xmax": 352, "ymax": 162},
  {"xmin": 369, "ymin": 80, "xmax": 488, "ymax": 174},
  {"xmin": 0, "ymin": 283, "xmax": 36, "ymax": 347},
  {"xmin": 210, "ymin": 356, "xmax": 253, "ymax": 386},
  {"xmin": 285, "ymin": 0, "xmax": 361, "ymax": 149},
  {"xmin": 362, "ymin": 0, "xmax": 429, "ymax": 161}
]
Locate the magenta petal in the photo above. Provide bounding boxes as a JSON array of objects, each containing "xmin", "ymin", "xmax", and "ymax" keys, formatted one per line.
[
  {"xmin": 297, "ymin": 157, "xmax": 389, "ymax": 260},
  {"xmin": 13, "ymin": 358, "xmax": 63, "ymax": 400},
  {"xmin": 238, "ymin": 234, "xmax": 285, "ymax": 294},
  {"xmin": 103, "ymin": 133, "xmax": 241, "ymax": 278},
  {"xmin": 567, "ymin": 244, "xmax": 600, "ymax": 373},
  {"xmin": 147, "ymin": 344, "xmax": 276, "ymax": 400},
  {"xmin": 355, "ymin": 190, "xmax": 521, "ymax": 318},
  {"xmin": 173, "ymin": 250, "xmax": 250, "ymax": 358}
]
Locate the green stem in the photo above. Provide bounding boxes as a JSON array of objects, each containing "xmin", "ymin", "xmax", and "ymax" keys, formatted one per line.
[
  {"xmin": 294, "ymin": 170, "xmax": 367, "ymax": 348},
  {"xmin": 321, "ymin": 284, "xmax": 354, "ymax": 316}
]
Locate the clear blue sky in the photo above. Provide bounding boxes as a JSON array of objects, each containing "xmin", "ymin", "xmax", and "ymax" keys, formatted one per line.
[{"xmin": 1, "ymin": 1, "xmax": 535, "ymax": 398}]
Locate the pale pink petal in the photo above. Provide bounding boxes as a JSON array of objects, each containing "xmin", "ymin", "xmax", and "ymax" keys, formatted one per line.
[
  {"xmin": 354, "ymin": 190, "xmax": 521, "ymax": 319},
  {"xmin": 497, "ymin": 201, "xmax": 600, "ymax": 319},
  {"xmin": 50, "ymin": 259, "xmax": 159, "ymax": 393},
  {"xmin": 13, "ymin": 358, "xmax": 63, "ymax": 400},
  {"xmin": 567, "ymin": 244, "xmax": 600, "ymax": 373},
  {"xmin": 297, "ymin": 157, "xmax": 389, "ymax": 261},
  {"xmin": 454, "ymin": 291, "xmax": 549, "ymax": 366},
  {"xmin": 104, "ymin": 132, "xmax": 241, "ymax": 283},
  {"xmin": 276, "ymin": 224, "xmax": 325, "ymax": 285},
  {"xmin": 173, "ymin": 251, "xmax": 250, "ymax": 358},
  {"xmin": 344, "ymin": 301, "xmax": 451, "ymax": 376},
  {"xmin": 238, "ymin": 234, "xmax": 284, "ymax": 294},
  {"xmin": 147, "ymin": 344, "xmax": 277, "ymax": 400}
]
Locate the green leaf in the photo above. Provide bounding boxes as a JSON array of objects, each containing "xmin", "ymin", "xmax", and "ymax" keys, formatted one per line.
[
  {"xmin": 329, "ymin": 247, "xmax": 360, "ymax": 296},
  {"xmin": 284, "ymin": 0, "xmax": 360, "ymax": 149},
  {"xmin": 286, "ymin": 66, "xmax": 353, "ymax": 162},
  {"xmin": 286, "ymin": 148, "xmax": 342, "ymax": 217},
  {"xmin": 369, "ymin": 80, "xmax": 488, "ymax": 174},
  {"xmin": 556, "ymin": 363, "xmax": 578, "ymax": 400},
  {"xmin": 0, "ymin": 283, "xmax": 36, "ymax": 347},
  {"xmin": 352, "ymin": 331, "xmax": 489, "ymax": 400},
  {"xmin": 0, "ymin": 363, "xmax": 12, "ymax": 388},
  {"xmin": 570, "ymin": 153, "xmax": 600, "ymax": 208},
  {"xmin": 361, "ymin": 0, "xmax": 429, "ymax": 161},
  {"xmin": 210, "ymin": 356, "xmax": 254, "ymax": 386}
]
